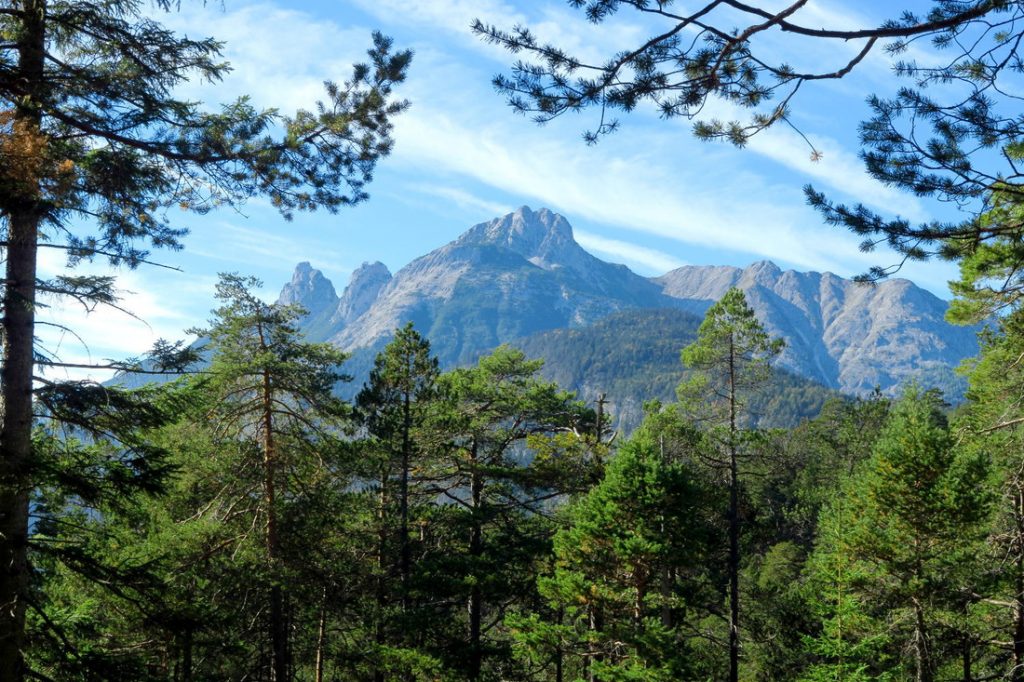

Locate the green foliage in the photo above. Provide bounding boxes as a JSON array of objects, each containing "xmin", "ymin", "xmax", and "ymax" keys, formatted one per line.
[
  {"xmin": 678, "ymin": 288, "xmax": 785, "ymax": 423},
  {"xmin": 512, "ymin": 433, "xmax": 709, "ymax": 681},
  {"xmin": 0, "ymin": 3, "xmax": 410, "ymax": 677},
  {"xmin": 513, "ymin": 307, "xmax": 835, "ymax": 431},
  {"xmin": 803, "ymin": 388, "xmax": 991, "ymax": 681},
  {"xmin": 30, "ymin": 270, "xmax": 1024, "ymax": 681}
]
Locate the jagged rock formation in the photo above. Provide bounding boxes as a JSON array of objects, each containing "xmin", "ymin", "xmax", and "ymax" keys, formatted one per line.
[
  {"xmin": 331, "ymin": 261, "xmax": 392, "ymax": 329},
  {"xmin": 326, "ymin": 206, "xmax": 673, "ymax": 366},
  {"xmin": 277, "ymin": 261, "xmax": 338, "ymax": 311},
  {"xmin": 281, "ymin": 207, "xmax": 978, "ymax": 400},
  {"xmin": 655, "ymin": 261, "xmax": 977, "ymax": 394}
]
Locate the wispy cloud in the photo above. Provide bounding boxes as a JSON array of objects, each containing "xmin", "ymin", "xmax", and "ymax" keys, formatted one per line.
[
  {"xmin": 187, "ymin": 221, "xmax": 351, "ymax": 277},
  {"xmin": 407, "ymin": 183, "xmax": 513, "ymax": 220},
  {"xmin": 574, "ymin": 230, "xmax": 686, "ymax": 275},
  {"xmin": 34, "ymin": 251, "xmax": 218, "ymax": 380},
  {"xmin": 392, "ymin": 103, "xmax": 874, "ymax": 274}
]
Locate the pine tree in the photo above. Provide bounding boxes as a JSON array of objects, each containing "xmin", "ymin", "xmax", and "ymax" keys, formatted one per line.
[
  {"xmin": 0, "ymin": 4, "xmax": 410, "ymax": 677},
  {"xmin": 955, "ymin": 308, "xmax": 1024, "ymax": 677},
  {"xmin": 677, "ymin": 287, "xmax": 783, "ymax": 682},
  {"xmin": 511, "ymin": 432, "xmax": 708, "ymax": 681},
  {"xmin": 804, "ymin": 388, "xmax": 991, "ymax": 681},
  {"xmin": 477, "ymin": 1, "xmax": 1024, "ymax": 282},
  {"xmin": 194, "ymin": 273, "xmax": 352, "ymax": 681},
  {"xmin": 426, "ymin": 346, "xmax": 591, "ymax": 681},
  {"xmin": 355, "ymin": 323, "xmax": 440, "ymax": 679}
]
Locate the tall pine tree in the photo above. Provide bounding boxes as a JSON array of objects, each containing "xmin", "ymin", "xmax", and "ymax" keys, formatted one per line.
[{"xmin": 677, "ymin": 287, "xmax": 783, "ymax": 682}]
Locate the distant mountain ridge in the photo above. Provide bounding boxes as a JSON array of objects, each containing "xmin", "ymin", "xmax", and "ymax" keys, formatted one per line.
[{"xmin": 282, "ymin": 206, "xmax": 978, "ymax": 401}]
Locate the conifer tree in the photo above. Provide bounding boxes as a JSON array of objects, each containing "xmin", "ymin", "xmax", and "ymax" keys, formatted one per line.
[
  {"xmin": 511, "ymin": 432, "xmax": 708, "ymax": 681},
  {"xmin": 193, "ymin": 273, "xmax": 352, "ymax": 681},
  {"xmin": 0, "ymin": 3, "xmax": 409, "ymax": 677},
  {"xmin": 677, "ymin": 287, "xmax": 783, "ymax": 682},
  {"xmin": 476, "ymin": 1, "xmax": 1024, "ymax": 276},
  {"xmin": 427, "ymin": 345, "xmax": 591, "ymax": 681},
  {"xmin": 956, "ymin": 309, "xmax": 1024, "ymax": 677},
  {"xmin": 355, "ymin": 323, "xmax": 440, "ymax": 679},
  {"xmin": 804, "ymin": 389, "xmax": 991, "ymax": 681}
]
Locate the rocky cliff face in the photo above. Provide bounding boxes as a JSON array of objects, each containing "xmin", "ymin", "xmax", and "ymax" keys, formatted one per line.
[
  {"xmin": 277, "ymin": 261, "xmax": 338, "ymax": 311},
  {"xmin": 281, "ymin": 207, "xmax": 978, "ymax": 398},
  {"xmin": 654, "ymin": 262, "xmax": 977, "ymax": 394},
  {"xmin": 324, "ymin": 206, "xmax": 673, "ymax": 366},
  {"xmin": 332, "ymin": 261, "xmax": 392, "ymax": 329}
]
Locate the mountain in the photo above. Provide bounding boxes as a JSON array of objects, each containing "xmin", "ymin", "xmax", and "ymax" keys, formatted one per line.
[
  {"xmin": 655, "ymin": 261, "xmax": 977, "ymax": 395},
  {"xmin": 332, "ymin": 261, "xmax": 392, "ymax": 331},
  {"xmin": 511, "ymin": 308, "xmax": 839, "ymax": 429},
  {"xmin": 281, "ymin": 206, "xmax": 978, "ymax": 414},
  {"xmin": 325, "ymin": 206, "xmax": 677, "ymax": 367}
]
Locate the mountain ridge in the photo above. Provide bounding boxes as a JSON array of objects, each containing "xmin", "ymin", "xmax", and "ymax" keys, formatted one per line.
[{"xmin": 283, "ymin": 206, "xmax": 977, "ymax": 400}]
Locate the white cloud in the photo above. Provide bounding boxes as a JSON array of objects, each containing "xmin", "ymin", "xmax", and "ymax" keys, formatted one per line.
[
  {"xmin": 392, "ymin": 102, "xmax": 876, "ymax": 274},
  {"xmin": 187, "ymin": 221, "xmax": 350, "ymax": 276},
  {"xmin": 162, "ymin": 3, "xmax": 377, "ymax": 113},
  {"xmin": 407, "ymin": 183, "xmax": 513, "ymax": 220},
  {"xmin": 33, "ymin": 258, "xmax": 215, "ymax": 381},
  {"xmin": 349, "ymin": 0, "xmax": 647, "ymax": 65},
  {"xmin": 574, "ymin": 230, "xmax": 686, "ymax": 275}
]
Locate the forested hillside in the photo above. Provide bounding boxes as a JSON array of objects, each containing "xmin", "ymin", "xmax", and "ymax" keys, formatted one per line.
[
  {"xmin": 29, "ymin": 280, "xmax": 1024, "ymax": 681},
  {"xmin": 511, "ymin": 308, "xmax": 838, "ymax": 430},
  {"xmin": 10, "ymin": 0, "xmax": 1024, "ymax": 681}
]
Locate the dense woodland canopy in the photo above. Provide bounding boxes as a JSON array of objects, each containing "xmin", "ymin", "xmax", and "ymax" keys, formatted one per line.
[
  {"xmin": 8, "ymin": 0, "xmax": 1024, "ymax": 681},
  {"xmin": 27, "ymin": 278, "xmax": 1024, "ymax": 682}
]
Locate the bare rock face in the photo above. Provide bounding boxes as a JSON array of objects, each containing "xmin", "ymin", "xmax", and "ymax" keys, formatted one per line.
[
  {"xmin": 277, "ymin": 207, "xmax": 978, "ymax": 400},
  {"xmin": 332, "ymin": 261, "xmax": 392, "ymax": 329},
  {"xmin": 327, "ymin": 206, "xmax": 670, "ymax": 366},
  {"xmin": 277, "ymin": 261, "xmax": 338, "ymax": 312},
  {"xmin": 654, "ymin": 262, "xmax": 977, "ymax": 395}
]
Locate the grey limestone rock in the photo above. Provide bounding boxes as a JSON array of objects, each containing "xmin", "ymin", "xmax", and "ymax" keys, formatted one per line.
[
  {"xmin": 277, "ymin": 261, "xmax": 338, "ymax": 313},
  {"xmin": 332, "ymin": 261, "xmax": 392, "ymax": 329},
  {"xmin": 278, "ymin": 207, "xmax": 978, "ymax": 400}
]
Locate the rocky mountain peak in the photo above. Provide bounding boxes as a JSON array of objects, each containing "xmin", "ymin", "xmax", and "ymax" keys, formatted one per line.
[
  {"xmin": 333, "ymin": 261, "xmax": 392, "ymax": 327},
  {"xmin": 743, "ymin": 260, "xmax": 782, "ymax": 281},
  {"xmin": 278, "ymin": 261, "xmax": 338, "ymax": 313},
  {"xmin": 456, "ymin": 206, "xmax": 581, "ymax": 269}
]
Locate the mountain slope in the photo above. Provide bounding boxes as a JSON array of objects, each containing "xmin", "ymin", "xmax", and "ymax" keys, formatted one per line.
[
  {"xmin": 325, "ymin": 206, "xmax": 678, "ymax": 366},
  {"xmin": 655, "ymin": 262, "xmax": 977, "ymax": 395},
  {"xmin": 285, "ymin": 206, "xmax": 978, "ymax": 404},
  {"xmin": 510, "ymin": 308, "xmax": 838, "ymax": 430}
]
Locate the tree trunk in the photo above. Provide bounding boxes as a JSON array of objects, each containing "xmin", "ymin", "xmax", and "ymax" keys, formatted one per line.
[
  {"xmin": 468, "ymin": 440, "xmax": 483, "ymax": 681},
  {"xmin": 1014, "ymin": 486, "xmax": 1024, "ymax": 681},
  {"xmin": 374, "ymin": 471, "xmax": 387, "ymax": 682},
  {"xmin": 962, "ymin": 633, "xmax": 971, "ymax": 682},
  {"xmin": 727, "ymin": 333, "xmax": 740, "ymax": 682},
  {"xmin": 661, "ymin": 567, "xmax": 674, "ymax": 628},
  {"xmin": 588, "ymin": 606, "xmax": 603, "ymax": 682},
  {"xmin": 0, "ymin": 3, "xmax": 46, "ymax": 679},
  {"xmin": 260, "ymin": 363, "xmax": 287, "ymax": 682},
  {"xmin": 181, "ymin": 628, "xmax": 193, "ymax": 682},
  {"xmin": 400, "ymin": 386, "xmax": 411, "ymax": 612},
  {"xmin": 314, "ymin": 587, "xmax": 328, "ymax": 682},
  {"xmin": 555, "ymin": 608, "xmax": 564, "ymax": 682},
  {"xmin": 914, "ymin": 598, "xmax": 932, "ymax": 682}
]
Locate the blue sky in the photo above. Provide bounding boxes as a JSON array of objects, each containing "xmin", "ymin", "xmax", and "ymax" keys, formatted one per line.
[{"xmin": 37, "ymin": 0, "xmax": 969, "ymax": 379}]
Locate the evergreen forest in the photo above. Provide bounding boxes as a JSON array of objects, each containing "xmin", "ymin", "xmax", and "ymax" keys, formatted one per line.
[
  {"xmin": 8, "ymin": 1, "xmax": 1024, "ymax": 681},
  {"xmin": 26, "ymin": 277, "xmax": 1024, "ymax": 682}
]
